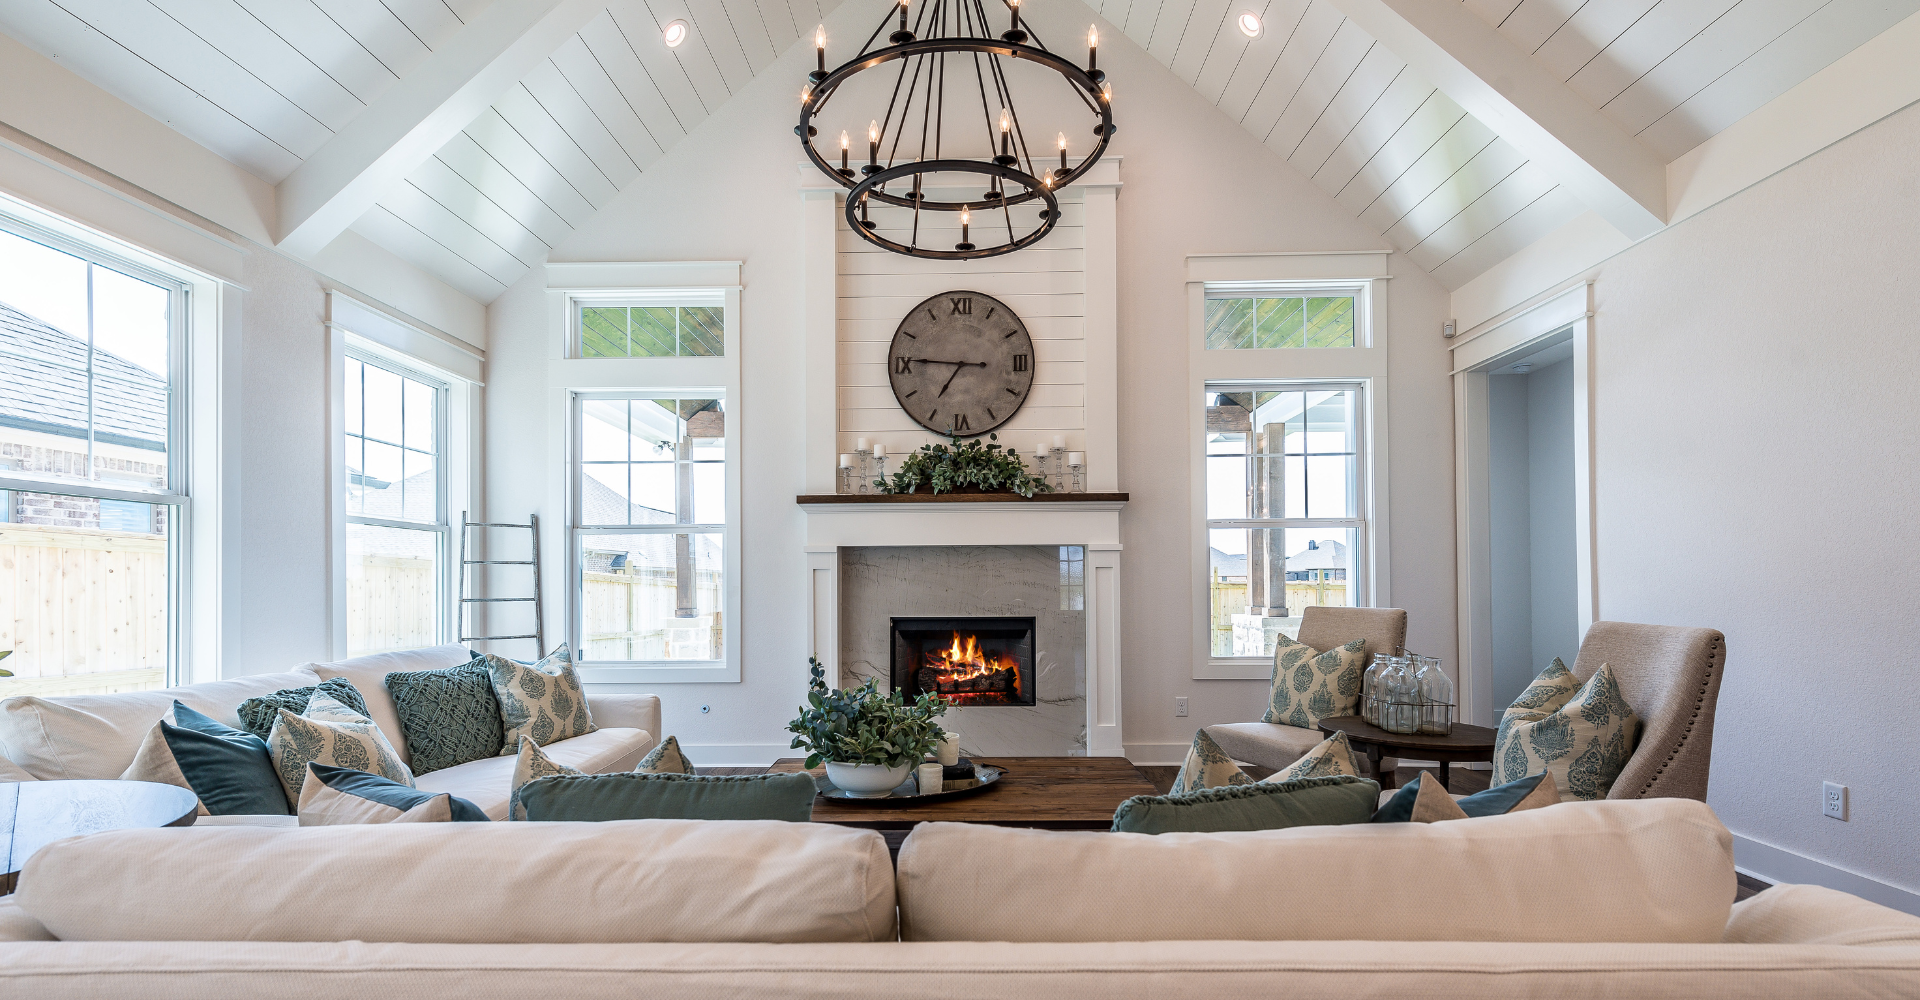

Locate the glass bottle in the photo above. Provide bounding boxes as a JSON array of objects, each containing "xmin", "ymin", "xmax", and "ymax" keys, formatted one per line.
[
  {"xmin": 1416, "ymin": 655, "xmax": 1454, "ymax": 735},
  {"xmin": 1361, "ymin": 655, "xmax": 1382, "ymax": 724},
  {"xmin": 1387, "ymin": 657, "xmax": 1418, "ymax": 735}
]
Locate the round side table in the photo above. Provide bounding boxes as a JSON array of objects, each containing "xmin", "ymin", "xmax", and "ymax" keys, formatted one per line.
[
  {"xmin": 1316, "ymin": 716, "xmax": 1498, "ymax": 791},
  {"xmin": 1, "ymin": 780, "xmax": 198, "ymax": 894}
]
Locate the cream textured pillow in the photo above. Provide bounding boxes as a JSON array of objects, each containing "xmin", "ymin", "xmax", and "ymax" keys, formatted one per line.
[
  {"xmin": 508, "ymin": 735, "xmax": 584, "ymax": 821},
  {"xmin": 1170, "ymin": 730, "xmax": 1361, "ymax": 793},
  {"xmin": 484, "ymin": 644, "xmax": 596, "ymax": 754},
  {"xmin": 636, "ymin": 734, "xmax": 693, "ymax": 774},
  {"xmin": 1262, "ymin": 636, "xmax": 1366, "ymax": 729},
  {"xmin": 1492, "ymin": 660, "xmax": 1641, "ymax": 799},
  {"xmin": 267, "ymin": 690, "xmax": 413, "ymax": 808}
]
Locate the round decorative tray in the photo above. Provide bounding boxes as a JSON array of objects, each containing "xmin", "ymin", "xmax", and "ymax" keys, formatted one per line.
[{"xmin": 812, "ymin": 765, "xmax": 1005, "ymax": 804}]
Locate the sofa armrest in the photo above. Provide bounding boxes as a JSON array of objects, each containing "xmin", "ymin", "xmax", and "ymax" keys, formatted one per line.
[
  {"xmin": 587, "ymin": 693, "xmax": 661, "ymax": 749},
  {"xmin": 0, "ymin": 756, "xmax": 37, "ymax": 783},
  {"xmin": 0, "ymin": 898, "xmax": 53, "ymax": 941},
  {"xmin": 1725, "ymin": 884, "xmax": 1920, "ymax": 947}
]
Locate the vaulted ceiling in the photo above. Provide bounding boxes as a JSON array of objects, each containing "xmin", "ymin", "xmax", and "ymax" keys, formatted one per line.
[{"xmin": 0, "ymin": 0, "xmax": 1912, "ymax": 302}]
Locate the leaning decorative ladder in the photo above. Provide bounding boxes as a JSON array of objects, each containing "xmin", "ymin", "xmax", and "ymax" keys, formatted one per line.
[{"xmin": 457, "ymin": 511, "xmax": 544, "ymax": 659}]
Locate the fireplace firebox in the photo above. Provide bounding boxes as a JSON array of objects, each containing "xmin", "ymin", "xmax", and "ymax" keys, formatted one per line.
[{"xmin": 890, "ymin": 616, "xmax": 1037, "ymax": 707}]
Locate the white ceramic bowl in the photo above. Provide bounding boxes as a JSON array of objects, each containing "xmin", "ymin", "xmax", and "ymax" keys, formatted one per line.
[{"xmin": 824, "ymin": 761, "xmax": 912, "ymax": 798}]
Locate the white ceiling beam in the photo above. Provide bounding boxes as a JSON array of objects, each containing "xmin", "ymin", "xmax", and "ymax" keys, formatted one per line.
[
  {"xmin": 274, "ymin": 0, "xmax": 605, "ymax": 259},
  {"xmin": 1323, "ymin": 0, "xmax": 1668, "ymax": 240}
]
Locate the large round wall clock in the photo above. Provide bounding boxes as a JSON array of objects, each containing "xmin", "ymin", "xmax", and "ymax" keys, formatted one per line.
[{"xmin": 887, "ymin": 290, "xmax": 1035, "ymax": 437}]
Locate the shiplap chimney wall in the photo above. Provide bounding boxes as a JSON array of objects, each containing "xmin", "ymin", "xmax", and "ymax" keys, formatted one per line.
[{"xmin": 800, "ymin": 160, "xmax": 1120, "ymax": 492}]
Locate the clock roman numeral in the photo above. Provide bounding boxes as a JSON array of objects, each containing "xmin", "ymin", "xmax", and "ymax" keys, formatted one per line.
[
  {"xmin": 1012, "ymin": 354, "xmax": 1029, "ymax": 372},
  {"xmin": 949, "ymin": 296, "xmax": 972, "ymax": 315},
  {"xmin": 894, "ymin": 356, "xmax": 914, "ymax": 375},
  {"xmin": 951, "ymin": 413, "xmax": 971, "ymax": 432}
]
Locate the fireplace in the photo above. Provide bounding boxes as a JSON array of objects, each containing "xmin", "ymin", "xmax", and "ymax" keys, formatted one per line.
[{"xmin": 890, "ymin": 616, "xmax": 1037, "ymax": 706}]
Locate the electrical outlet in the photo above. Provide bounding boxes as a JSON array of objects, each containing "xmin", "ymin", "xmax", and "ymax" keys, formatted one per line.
[
  {"xmin": 1175, "ymin": 697, "xmax": 1188, "ymax": 717},
  {"xmin": 1823, "ymin": 781, "xmax": 1847, "ymax": 821}
]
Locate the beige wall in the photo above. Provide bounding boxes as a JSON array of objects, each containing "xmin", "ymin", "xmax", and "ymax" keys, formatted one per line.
[{"xmin": 485, "ymin": 0, "xmax": 1457, "ymax": 762}]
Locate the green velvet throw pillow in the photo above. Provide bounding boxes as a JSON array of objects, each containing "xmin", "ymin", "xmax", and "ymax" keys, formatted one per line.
[
  {"xmin": 235, "ymin": 678, "xmax": 370, "ymax": 741},
  {"xmin": 1109, "ymin": 774, "xmax": 1380, "ymax": 835},
  {"xmin": 384, "ymin": 662, "xmax": 505, "ymax": 775},
  {"xmin": 517, "ymin": 771, "xmax": 818, "ymax": 822}
]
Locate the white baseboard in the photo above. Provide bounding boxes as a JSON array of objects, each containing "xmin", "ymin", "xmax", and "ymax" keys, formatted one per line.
[
  {"xmin": 1733, "ymin": 834, "xmax": 1920, "ymax": 916},
  {"xmin": 683, "ymin": 744, "xmax": 798, "ymax": 767}
]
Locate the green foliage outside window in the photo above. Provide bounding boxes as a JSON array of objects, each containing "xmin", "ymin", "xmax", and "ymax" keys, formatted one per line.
[
  {"xmin": 1204, "ymin": 296, "xmax": 1354, "ymax": 349},
  {"xmin": 581, "ymin": 306, "xmax": 724, "ymax": 358}
]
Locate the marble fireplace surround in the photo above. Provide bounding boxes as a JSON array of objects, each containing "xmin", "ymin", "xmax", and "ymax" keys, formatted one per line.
[{"xmin": 801, "ymin": 498, "xmax": 1124, "ymax": 756}]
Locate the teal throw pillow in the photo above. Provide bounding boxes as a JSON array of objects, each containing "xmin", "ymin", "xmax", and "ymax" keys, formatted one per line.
[
  {"xmin": 517, "ymin": 771, "xmax": 818, "ymax": 822},
  {"xmin": 298, "ymin": 763, "xmax": 487, "ymax": 824},
  {"xmin": 235, "ymin": 678, "xmax": 370, "ymax": 741},
  {"xmin": 1370, "ymin": 771, "xmax": 1561, "ymax": 824},
  {"xmin": 1109, "ymin": 774, "xmax": 1380, "ymax": 835},
  {"xmin": 384, "ymin": 662, "xmax": 505, "ymax": 775},
  {"xmin": 118, "ymin": 702, "xmax": 290, "ymax": 816}
]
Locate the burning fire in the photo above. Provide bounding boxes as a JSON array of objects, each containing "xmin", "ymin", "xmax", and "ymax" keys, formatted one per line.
[{"xmin": 923, "ymin": 631, "xmax": 1023, "ymax": 701}]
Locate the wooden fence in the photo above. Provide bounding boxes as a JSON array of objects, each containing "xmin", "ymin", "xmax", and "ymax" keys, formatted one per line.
[
  {"xmin": 581, "ymin": 569, "xmax": 722, "ymax": 661},
  {"xmin": 0, "ymin": 523, "xmax": 168, "ymax": 696},
  {"xmin": 346, "ymin": 554, "xmax": 438, "ymax": 658}
]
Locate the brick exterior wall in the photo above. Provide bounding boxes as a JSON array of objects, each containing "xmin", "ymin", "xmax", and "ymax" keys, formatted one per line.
[{"xmin": 1, "ymin": 441, "xmax": 167, "ymax": 533}]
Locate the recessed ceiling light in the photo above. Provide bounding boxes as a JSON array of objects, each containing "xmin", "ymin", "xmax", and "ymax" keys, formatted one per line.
[
  {"xmin": 664, "ymin": 20, "xmax": 689, "ymax": 47},
  {"xmin": 1238, "ymin": 12, "xmax": 1262, "ymax": 37}
]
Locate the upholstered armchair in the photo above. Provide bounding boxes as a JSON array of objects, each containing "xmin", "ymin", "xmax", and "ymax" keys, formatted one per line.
[
  {"xmin": 1204, "ymin": 606, "xmax": 1408, "ymax": 780},
  {"xmin": 1572, "ymin": 621, "xmax": 1726, "ymax": 801}
]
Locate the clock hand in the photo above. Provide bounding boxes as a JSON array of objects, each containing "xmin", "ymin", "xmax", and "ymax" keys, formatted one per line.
[
  {"xmin": 938, "ymin": 360, "xmax": 987, "ymax": 396},
  {"xmin": 906, "ymin": 359, "xmax": 987, "ymax": 368}
]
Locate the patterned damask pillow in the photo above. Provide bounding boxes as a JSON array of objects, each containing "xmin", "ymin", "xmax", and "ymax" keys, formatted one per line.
[
  {"xmin": 1262, "ymin": 636, "xmax": 1367, "ymax": 729},
  {"xmin": 1170, "ymin": 730, "xmax": 1362, "ymax": 794},
  {"xmin": 484, "ymin": 644, "xmax": 596, "ymax": 755},
  {"xmin": 636, "ymin": 735, "xmax": 693, "ymax": 774},
  {"xmin": 1262, "ymin": 731, "xmax": 1363, "ymax": 783},
  {"xmin": 1491, "ymin": 660, "xmax": 1641, "ymax": 800},
  {"xmin": 508, "ymin": 736, "xmax": 584, "ymax": 821},
  {"xmin": 267, "ymin": 690, "xmax": 414, "ymax": 809}
]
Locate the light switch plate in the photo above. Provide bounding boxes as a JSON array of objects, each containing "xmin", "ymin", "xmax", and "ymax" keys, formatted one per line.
[{"xmin": 1175, "ymin": 697, "xmax": 1188, "ymax": 718}]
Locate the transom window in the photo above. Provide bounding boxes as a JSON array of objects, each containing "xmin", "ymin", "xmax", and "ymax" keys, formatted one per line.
[
  {"xmin": 1205, "ymin": 383, "xmax": 1366, "ymax": 658},
  {"xmin": 576, "ymin": 293, "xmax": 725, "ymax": 358},
  {"xmin": 574, "ymin": 395, "xmax": 726, "ymax": 664},
  {"xmin": 1204, "ymin": 286, "xmax": 1361, "ymax": 349},
  {"xmin": 344, "ymin": 354, "xmax": 447, "ymax": 657}
]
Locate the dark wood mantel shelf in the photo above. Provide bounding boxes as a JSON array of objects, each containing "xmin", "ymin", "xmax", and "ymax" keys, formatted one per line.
[{"xmin": 797, "ymin": 492, "xmax": 1128, "ymax": 504}]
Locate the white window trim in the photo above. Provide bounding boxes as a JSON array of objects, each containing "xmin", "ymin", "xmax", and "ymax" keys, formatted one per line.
[
  {"xmin": 0, "ymin": 198, "xmax": 233, "ymax": 687},
  {"xmin": 545, "ymin": 261, "xmax": 743, "ymax": 684},
  {"xmin": 326, "ymin": 291, "xmax": 480, "ymax": 660},
  {"xmin": 1186, "ymin": 253, "xmax": 1392, "ymax": 680}
]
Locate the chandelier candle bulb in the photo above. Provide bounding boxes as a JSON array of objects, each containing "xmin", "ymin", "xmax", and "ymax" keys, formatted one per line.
[
  {"xmin": 1088, "ymin": 25, "xmax": 1098, "ymax": 71},
  {"xmin": 1058, "ymin": 132, "xmax": 1068, "ymax": 172},
  {"xmin": 839, "ymin": 130, "xmax": 850, "ymax": 172},
  {"xmin": 899, "ymin": 0, "xmax": 909, "ymax": 31},
  {"xmin": 815, "ymin": 25, "xmax": 826, "ymax": 73},
  {"xmin": 868, "ymin": 120, "xmax": 879, "ymax": 166}
]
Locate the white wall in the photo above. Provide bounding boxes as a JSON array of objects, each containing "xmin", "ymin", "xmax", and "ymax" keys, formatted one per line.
[
  {"xmin": 1486, "ymin": 99, "xmax": 1920, "ymax": 902},
  {"xmin": 485, "ymin": 0, "xmax": 1456, "ymax": 764}
]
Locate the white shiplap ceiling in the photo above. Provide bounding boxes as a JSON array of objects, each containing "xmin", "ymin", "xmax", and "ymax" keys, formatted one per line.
[{"xmin": 0, "ymin": 0, "xmax": 1912, "ymax": 298}]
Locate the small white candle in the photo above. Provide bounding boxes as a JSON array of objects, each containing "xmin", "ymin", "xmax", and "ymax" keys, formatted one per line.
[
  {"xmin": 1034, "ymin": 443, "xmax": 1049, "ymax": 457},
  {"xmin": 936, "ymin": 732, "xmax": 961, "ymax": 766},
  {"xmin": 839, "ymin": 454, "xmax": 854, "ymax": 469},
  {"xmin": 916, "ymin": 762, "xmax": 943, "ymax": 795},
  {"xmin": 1068, "ymin": 451, "xmax": 1086, "ymax": 466},
  {"xmin": 856, "ymin": 438, "xmax": 869, "ymax": 452},
  {"xmin": 1053, "ymin": 435, "xmax": 1066, "ymax": 449},
  {"xmin": 872, "ymin": 443, "xmax": 885, "ymax": 459}
]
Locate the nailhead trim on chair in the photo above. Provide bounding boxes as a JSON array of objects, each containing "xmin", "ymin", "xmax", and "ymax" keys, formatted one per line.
[{"xmin": 1634, "ymin": 635, "xmax": 1721, "ymax": 798}]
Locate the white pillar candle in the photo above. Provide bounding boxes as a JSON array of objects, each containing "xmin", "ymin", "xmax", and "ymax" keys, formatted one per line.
[
  {"xmin": 839, "ymin": 454, "xmax": 854, "ymax": 469},
  {"xmin": 1053, "ymin": 435, "xmax": 1066, "ymax": 449},
  {"xmin": 936, "ymin": 732, "xmax": 962, "ymax": 766},
  {"xmin": 916, "ymin": 762, "xmax": 943, "ymax": 795},
  {"xmin": 1034, "ymin": 443, "xmax": 1049, "ymax": 457},
  {"xmin": 856, "ymin": 438, "xmax": 869, "ymax": 452},
  {"xmin": 871, "ymin": 443, "xmax": 885, "ymax": 459},
  {"xmin": 1068, "ymin": 451, "xmax": 1085, "ymax": 466}
]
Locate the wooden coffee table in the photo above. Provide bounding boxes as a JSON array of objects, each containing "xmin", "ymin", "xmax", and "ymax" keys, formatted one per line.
[
  {"xmin": 769, "ymin": 756, "xmax": 1156, "ymax": 841},
  {"xmin": 2, "ymin": 780, "xmax": 199, "ymax": 894},
  {"xmin": 1316, "ymin": 716, "xmax": 1499, "ymax": 791}
]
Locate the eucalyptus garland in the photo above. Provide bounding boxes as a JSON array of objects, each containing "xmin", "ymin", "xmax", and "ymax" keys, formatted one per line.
[{"xmin": 878, "ymin": 433, "xmax": 1052, "ymax": 498}]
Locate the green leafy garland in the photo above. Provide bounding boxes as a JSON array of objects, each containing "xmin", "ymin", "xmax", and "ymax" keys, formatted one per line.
[
  {"xmin": 877, "ymin": 433, "xmax": 1052, "ymax": 498},
  {"xmin": 787, "ymin": 658, "xmax": 950, "ymax": 769}
]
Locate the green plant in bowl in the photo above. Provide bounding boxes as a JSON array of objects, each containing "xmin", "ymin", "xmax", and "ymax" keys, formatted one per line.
[{"xmin": 787, "ymin": 657, "xmax": 950, "ymax": 796}]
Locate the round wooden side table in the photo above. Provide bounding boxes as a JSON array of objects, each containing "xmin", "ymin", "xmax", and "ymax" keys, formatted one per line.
[
  {"xmin": 1, "ymin": 780, "xmax": 198, "ymax": 894},
  {"xmin": 1316, "ymin": 716, "xmax": 1499, "ymax": 791}
]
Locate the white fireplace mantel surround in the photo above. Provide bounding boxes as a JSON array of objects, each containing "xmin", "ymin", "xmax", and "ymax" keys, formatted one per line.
[{"xmin": 801, "ymin": 499, "xmax": 1125, "ymax": 756}]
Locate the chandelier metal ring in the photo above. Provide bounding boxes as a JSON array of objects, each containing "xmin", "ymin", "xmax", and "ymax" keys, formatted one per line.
[
  {"xmin": 845, "ymin": 159, "xmax": 1060, "ymax": 260},
  {"xmin": 799, "ymin": 38, "xmax": 1113, "ymax": 214}
]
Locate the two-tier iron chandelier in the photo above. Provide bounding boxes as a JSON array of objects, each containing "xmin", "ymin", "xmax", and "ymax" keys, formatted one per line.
[{"xmin": 798, "ymin": 0, "xmax": 1115, "ymax": 260}]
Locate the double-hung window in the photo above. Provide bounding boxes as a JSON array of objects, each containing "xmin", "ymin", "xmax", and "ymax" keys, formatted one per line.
[
  {"xmin": 343, "ymin": 354, "xmax": 448, "ymax": 656},
  {"xmin": 1205, "ymin": 383, "xmax": 1367, "ymax": 658},
  {"xmin": 0, "ymin": 214, "xmax": 186, "ymax": 694}
]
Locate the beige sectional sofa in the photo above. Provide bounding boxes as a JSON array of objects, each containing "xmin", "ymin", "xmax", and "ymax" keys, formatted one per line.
[
  {"xmin": 1, "ymin": 798, "xmax": 1916, "ymax": 997},
  {"xmin": 0, "ymin": 644, "xmax": 659, "ymax": 820}
]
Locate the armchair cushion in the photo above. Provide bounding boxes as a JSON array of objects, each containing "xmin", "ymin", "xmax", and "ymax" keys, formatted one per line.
[
  {"xmin": 1202, "ymin": 722, "xmax": 1329, "ymax": 771},
  {"xmin": 1493, "ymin": 660, "xmax": 1641, "ymax": 800},
  {"xmin": 1262, "ymin": 636, "xmax": 1366, "ymax": 730}
]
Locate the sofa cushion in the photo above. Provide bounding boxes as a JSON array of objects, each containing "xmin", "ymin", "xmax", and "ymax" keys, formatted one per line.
[
  {"xmin": 267, "ymin": 691, "xmax": 413, "ymax": 808},
  {"xmin": 297, "ymin": 763, "xmax": 487, "ymax": 825},
  {"xmin": 234, "ymin": 677, "xmax": 371, "ymax": 742},
  {"xmin": 518, "ymin": 772, "xmax": 818, "ymax": 823},
  {"xmin": 17, "ymin": 820, "xmax": 897, "ymax": 943},
  {"xmin": 416, "ymin": 727, "xmax": 652, "ymax": 820},
  {"xmin": 384, "ymin": 661, "xmax": 505, "ymax": 775},
  {"xmin": 1724, "ymin": 884, "xmax": 1920, "ymax": 947},
  {"xmin": 119, "ymin": 703, "xmax": 289, "ymax": 816},
  {"xmin": 483, "ymin": 644, "xmax": 595, "ymax": 754},
  {"xmin": 1110, "ymin": 774, "xmax": 1379, "ymax": 835},
  {"xmin": 0, "ymin": 668, "xmax": 320, "ymax": 780},
  {"xmin": 306, "ymin": 645, "xmax": 473, "ymax": 766},
  {"xmin": 897, "ymin": 799, "xmax": 1735, "ymax": 943}
]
